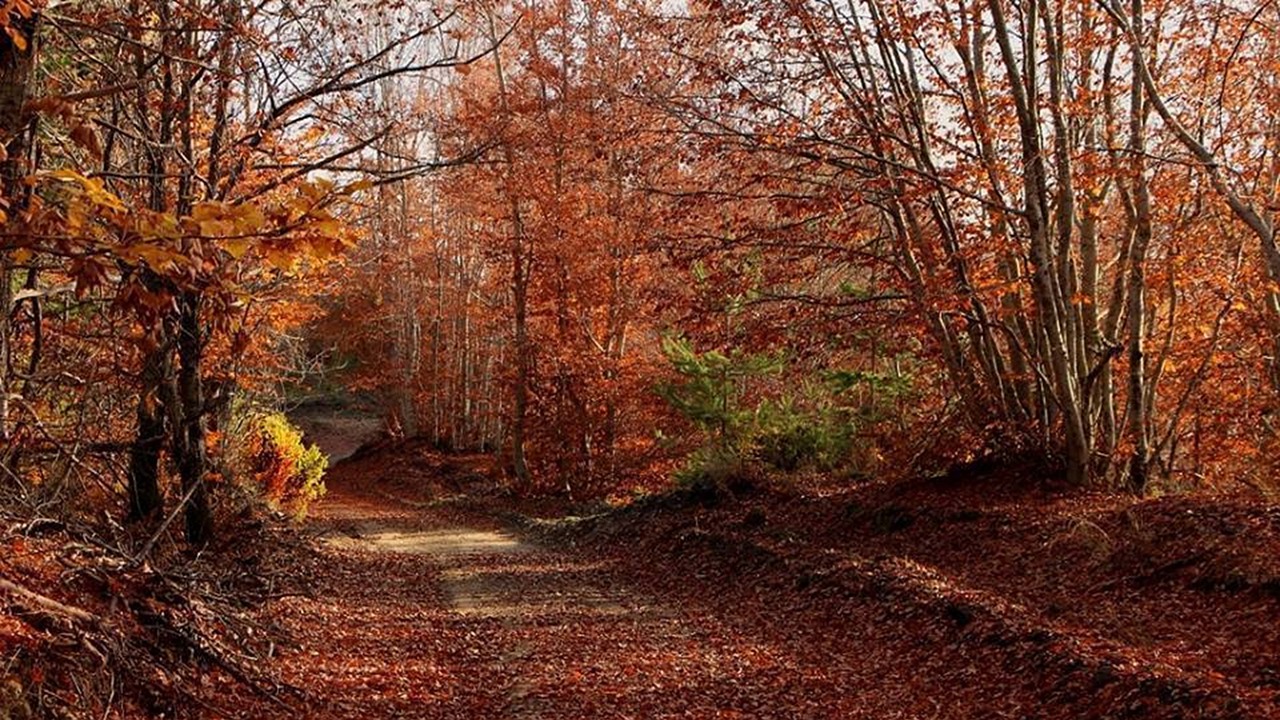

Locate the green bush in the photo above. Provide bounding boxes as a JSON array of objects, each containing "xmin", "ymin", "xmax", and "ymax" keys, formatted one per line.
[
  {"xmin": 659, "ymin": 335, "xmax": 912, "ymax": 482},
  {"xmin": 655, "ymin": 335, "xmax": 783, "ymax": 450},
  {"xmin": 752, "ymin": 391, "xmax": 856, "ymax": 472},
  {"xmin": 674, "ymin": 444, "xmax": 746, "ymax": 488}
]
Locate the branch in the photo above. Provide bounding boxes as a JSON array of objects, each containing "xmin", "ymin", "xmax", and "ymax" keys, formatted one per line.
[
  {"xmin": 0, "ymin": 577, "xmax": 100, "ymax": 625},
  {"xmin": 1098, "ymin": 0, "xmax": 1274, "ymax": 245},
  {"xmin": 240, "ymin": 17, "xmax": 512, "ymax": 149}
]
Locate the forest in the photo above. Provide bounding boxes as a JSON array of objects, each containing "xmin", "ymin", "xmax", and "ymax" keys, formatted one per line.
[{"xmin": 2, "ymin": 0, "xmax": 1280, "ymax": 717}]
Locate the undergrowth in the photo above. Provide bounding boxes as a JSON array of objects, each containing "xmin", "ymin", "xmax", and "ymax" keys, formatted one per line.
[
  {"xmin": 226, "ymin": 407, "xmax": 328, "ymax": 519},
  {"xmin": 658, "ymin": 336, "xmax": 910, "ymax": 492}
]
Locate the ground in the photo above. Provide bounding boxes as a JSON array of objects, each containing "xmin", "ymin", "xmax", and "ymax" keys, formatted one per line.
[
  {"xmin": 6, "ymin": 434, "xmax": 1276, "ymax": 718},
  {"xmin": 224, "ymin": 443, "xmax": 1279, "ymax": 719}
]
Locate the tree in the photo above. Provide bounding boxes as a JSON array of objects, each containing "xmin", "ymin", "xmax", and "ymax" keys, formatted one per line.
[{"xmin": 0, "ymin": 1, "xmax": 38, "ymax": 467}]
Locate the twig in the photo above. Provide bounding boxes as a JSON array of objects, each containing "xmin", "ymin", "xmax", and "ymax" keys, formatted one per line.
[
  {"xmin": 0, "ymin": 577, "xmax": 99, "ymax": 625},
  {"xmin": 129, "ymin": 480, "xmax": 202, "ymax": 567}
]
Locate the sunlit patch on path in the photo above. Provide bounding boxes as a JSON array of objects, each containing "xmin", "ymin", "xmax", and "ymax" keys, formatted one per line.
[
  {"xmin": 275, "ymin": 481, "xmax": 837, "ymax": 718},
  {"xmin": 326, "ymin": 525, "xmax": 528, "ymax": 557},
  {"xmin": 321, "ymin": 500, "xmax": 636, "ymax": 622},
  {"xmin": 439, "ymin": 559, "xmax": 632, "ymax": 618}
]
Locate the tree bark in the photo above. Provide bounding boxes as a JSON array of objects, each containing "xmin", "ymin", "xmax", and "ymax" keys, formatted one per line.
[
  {"xmin": 126, "ymin": 3, "xmax": 174, "ymax": 525},
  {"xmin": 486, "ymin": 8, "xmax": 533, "ymax": 491},
  {"xmin": 174, "ymin": 291, "xmax": 212, "ymax": 545},
  {"xmin": 1124, "ymin": 0, "xmax": 1153, "ymax": 492},
  {"xmin": 127, "ymin": 331, "xmax": 169, "ymax": 521},
  {"xmin": 0, "ymin": 10, "xmax": 38, "ymax": 459},
  {"xmin": 989, "ymin": 0, "xmax": 1090, "ymax": 484}
]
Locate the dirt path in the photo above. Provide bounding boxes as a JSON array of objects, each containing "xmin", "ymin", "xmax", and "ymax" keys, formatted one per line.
[
  {"xmin": 251, "ymin": 476, "xmax": 1248, "ymax": 719},
  {"xmin": 263, "ymin": 483, "xmax": 908, "ymax": 719}
]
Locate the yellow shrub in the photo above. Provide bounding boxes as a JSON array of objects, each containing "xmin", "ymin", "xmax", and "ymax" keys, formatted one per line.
[{"xmin": 238, "ymin": 412, "xmax": 328, "ymax": 519}]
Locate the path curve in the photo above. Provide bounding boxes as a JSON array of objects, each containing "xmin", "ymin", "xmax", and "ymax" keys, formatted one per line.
[
  {"xmin": 254, "ymin": 477, "xmax": 1169, "ymax": 719},
  {"xmin": 261, "ymin": 482, "xmax": 902, "ymax": 719}
]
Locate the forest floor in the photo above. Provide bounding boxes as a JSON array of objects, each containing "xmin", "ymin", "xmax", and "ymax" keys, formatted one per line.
[{"xmin": 224, "ymin": 441, "xmax": 1280, "ymax": 719}]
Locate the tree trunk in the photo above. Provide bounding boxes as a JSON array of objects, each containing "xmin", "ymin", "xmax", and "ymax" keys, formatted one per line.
[
  {"xmin": 127, "ymin": 331, "xmax": 169, "ymax": 521},
  {"xmin": 1124, "ymin": 0, "xmax": 1153, "ymax": 492},
  {"xmin": 486, "ymin": 7, "xmax": 533, "ymax": 491},
  {"xmin": 174, "ymin": 292, "xmax": 212, "ymax": 545},
  {"xmin": 125, "ymin": 5, "xmax": 176, "ymax": 525},
  {"xmin": 989, "ymin": 0, "xmax": 1090, "ymax": 484},
  {"xmin": 0, "ymin": 10, "xmax": 38, "ymax": 459},
  {"xmin": 510, "ymin": 228, "xmax": 532, "ymax": 489}
]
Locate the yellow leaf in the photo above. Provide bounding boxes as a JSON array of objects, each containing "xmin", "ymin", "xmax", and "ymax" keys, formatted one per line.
[
  {"xmin": 199, "ymin": 219, "xmax": 227, "ymax": 237},
  {"xmin": 6, "ymin": 28, "xmax": 28, "ymax": 53},
  {"xmin": 300, "ymin": 177, "xmax": 334, "ymax": 200},
  {"xmin": 223, "ymin": 238, "xmax": 253, "ymax": 259},
  {"xmin": 343, "ymin": 179, "xmax": 374, "ymax": 194},
  {"xmin": 66, "ymin": 201, "xmax": 86, "ymax": 231},
  {"xmin": 44, "ymin": 169, "xmax": 126, "ymax": 211},
  {"xmin": 141, "ymin": 213, "xmax": 181, "ymax": 240},
  {"xmin": 192, "ymin": 201, "xmax": 229, "ymax": 222},
  {"xmin": 264, "ymin": 245, "xmax": 295, "ymax": 271},
  {"xmin": 233, "ymin": 204, "xmax": 266, "ymax": 232},
  {"xmin": 311, "ymin": 218, "xmax": 342, "ymax": 237},
  {"xmin": 132, "ymin": 245, "xmax": 176, "ymax": 268},
  {"xmin": 309, "ymin": 236, "xmax": 336, "ymax": 261}
]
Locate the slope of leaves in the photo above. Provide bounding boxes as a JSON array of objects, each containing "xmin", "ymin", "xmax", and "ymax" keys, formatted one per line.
[
  {"xmin": 529, "ymin": 463, "xmax": 1280, "ymax": 717},
  {"xmin": 0, "ymin": 491, "xmax": 314, "ymax": 718}
]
